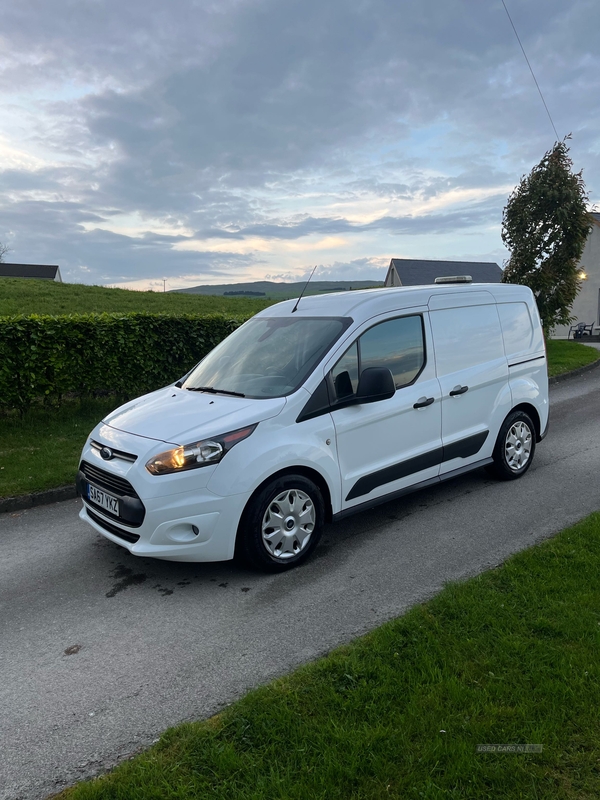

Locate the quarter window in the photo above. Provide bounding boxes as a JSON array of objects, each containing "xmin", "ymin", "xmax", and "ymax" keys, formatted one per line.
[
  {"xmin": 332, "ymin": 341, "xmax": 359, "ymax": 399},
  {"xmin": 331, "ymin": 315, "xmax": 425, "ymax": 401}
]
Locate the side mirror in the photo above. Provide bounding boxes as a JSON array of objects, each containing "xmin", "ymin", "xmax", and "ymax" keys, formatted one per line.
[{"xmin": 355, "ymin": 367, "xmax": 395, "ymax": 404}]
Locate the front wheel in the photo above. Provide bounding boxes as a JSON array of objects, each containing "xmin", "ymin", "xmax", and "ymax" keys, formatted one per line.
[
  {"xmin": 487, "ymin": 410, "xmax": 536, "ymax": 481},
  {"xmin": 237, "ymin": 474, "xmax": 325, "ymax": 572}
]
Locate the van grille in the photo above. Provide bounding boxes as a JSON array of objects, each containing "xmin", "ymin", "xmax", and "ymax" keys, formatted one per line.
[
  {"xmin": 80, "ymin": 461, "xmax": 139, "ymax": 498},
  {"xmin": 90, "ymin": 440, "xmax": 138, "ymax": 463},
  {"xmin": 86, "ymin": 508, "xmax": 140, "ymax": 544}
]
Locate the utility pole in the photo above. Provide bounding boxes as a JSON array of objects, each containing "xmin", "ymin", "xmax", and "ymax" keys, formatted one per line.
[{"xmin": 163, "ymin": 278, "xmax": 166, "ymax": 293}]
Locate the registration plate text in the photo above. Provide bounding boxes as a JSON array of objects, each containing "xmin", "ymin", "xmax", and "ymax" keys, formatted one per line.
[{"xmin": 88, "ymin": 484, "xmax": 119, "ymax": 515}]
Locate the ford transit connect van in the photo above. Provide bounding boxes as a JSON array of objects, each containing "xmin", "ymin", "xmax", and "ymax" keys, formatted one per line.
[{"xmin": 77, "ymin": 282, "xmax": 548, "ymax": 571}]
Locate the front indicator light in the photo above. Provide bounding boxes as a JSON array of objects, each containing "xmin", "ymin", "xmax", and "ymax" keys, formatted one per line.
[{"xmin": 146, "ymin": 424, "xmax": 257, "ymax": 475}]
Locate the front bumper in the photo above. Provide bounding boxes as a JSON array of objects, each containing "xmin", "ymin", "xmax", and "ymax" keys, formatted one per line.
[
  {"xmin": 80, "ymin": 484, "xmax": 247, "ymax": 562},
  {"xmin": 77, "ymin": 427, "xmax": 249, "ymax": 562}
]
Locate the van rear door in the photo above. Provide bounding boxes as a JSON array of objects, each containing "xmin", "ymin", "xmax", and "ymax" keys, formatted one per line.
[{"xmin": 429, "ymin": 292, "xmax": 511, "ymax": 476}]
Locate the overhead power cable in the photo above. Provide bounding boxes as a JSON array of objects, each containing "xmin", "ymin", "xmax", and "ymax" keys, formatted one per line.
[{"xmin": 501, "ymin": 0, "xmax": 559, "ymax": 141}]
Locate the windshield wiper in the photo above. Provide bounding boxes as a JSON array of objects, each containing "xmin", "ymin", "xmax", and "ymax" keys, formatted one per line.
[{"xmin": 186, "ymin": 386, "xmax": 246, "ymax": 398}]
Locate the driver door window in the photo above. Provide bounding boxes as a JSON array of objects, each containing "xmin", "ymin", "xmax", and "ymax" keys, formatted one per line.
[{"xmin": 331, "ymin": 315, "xmax": 425, "ymax": 402}]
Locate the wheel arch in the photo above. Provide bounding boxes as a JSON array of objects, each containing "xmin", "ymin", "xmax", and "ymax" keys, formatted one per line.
[
  {"xmin": 510, "ymin": 402, "xmax": 541, "ymax": 442},
  {"xmin": 236, "ymin": 465, "xmax": 333, "ymax": 538},
  {"xmin": 234, "ymin": 465, "xmax": 333, "ymax": 563}
]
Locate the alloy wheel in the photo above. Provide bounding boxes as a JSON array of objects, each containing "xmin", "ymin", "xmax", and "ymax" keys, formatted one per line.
[
  {"xmin": 261, "ymin": 489, "xmax": 316, "ymax": 560},
  {"xmin": 504, "ymin": 420, "xmax": 532, "ymax": 471}
]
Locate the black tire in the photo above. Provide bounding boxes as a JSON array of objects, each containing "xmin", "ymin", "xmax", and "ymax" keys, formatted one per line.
[
  {"xmin": 487, "ymin": 410, "xmax": 536, "ymax": 481},
  {"xmin": 237, "ymin": 474, "xmax": 325, "ymax": 572}
]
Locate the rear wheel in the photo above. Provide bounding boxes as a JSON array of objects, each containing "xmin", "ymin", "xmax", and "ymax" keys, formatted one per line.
[
  {"xmin": 237, "ymin": 474, "xmax": 325, "ymax": 572},
  {"xmin": 487, "ymin": 410, "xmax": 535, "ymax": 481}
]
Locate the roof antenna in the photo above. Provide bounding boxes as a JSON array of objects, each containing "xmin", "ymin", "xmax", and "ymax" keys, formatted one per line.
[{"xmin": 291, "ymin": 265, "xmax": 318, "ymax": 313}]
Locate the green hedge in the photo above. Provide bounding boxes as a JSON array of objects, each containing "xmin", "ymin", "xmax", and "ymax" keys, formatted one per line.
[{"xmin": 0, "ymin": 312, "xmax": 246, "ymax": 413}]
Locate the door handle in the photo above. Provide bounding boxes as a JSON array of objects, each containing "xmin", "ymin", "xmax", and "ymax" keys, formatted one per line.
[
  {"xmin": 413, "ymin": 396, "xmax": 434, "ymax": 409},
  {"xmin": 449, "ymin": 385, "xmax": 469, "ymax": 397}
]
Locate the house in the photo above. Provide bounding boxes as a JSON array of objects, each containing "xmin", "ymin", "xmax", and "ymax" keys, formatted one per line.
[
  {"xmin": 385, "ymin": 258, "xmax": 502, "ymax": 287},
  {"xmin": 554, "ymin": 212, "xmax": 600, "ymax": 338},
  {"xmin": 0, "ymin": 263, "xmax": 62, "ymax": 282}
]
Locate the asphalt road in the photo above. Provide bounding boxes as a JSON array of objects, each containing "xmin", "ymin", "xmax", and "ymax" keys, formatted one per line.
[{"xmin": 2, "ymin": 368, "xmax": 600, "ymax": 800}]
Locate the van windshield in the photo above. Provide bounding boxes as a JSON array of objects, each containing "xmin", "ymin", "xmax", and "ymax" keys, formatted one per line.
[{"xmin": 182, "ymin": 316, "xmax": 350, "ymax": 398}]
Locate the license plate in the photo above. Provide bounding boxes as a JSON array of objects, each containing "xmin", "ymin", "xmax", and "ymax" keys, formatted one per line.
[{"xmin": 88, "ymin": 484, "xmax": 119, "ymax": 515}]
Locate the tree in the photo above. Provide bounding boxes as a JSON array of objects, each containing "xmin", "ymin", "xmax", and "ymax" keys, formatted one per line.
[
  {"xmin": 0, "ymin": 241, "xmax": 9, "ymax": 262},
  {"xmin": 501, "ymin": 138, "xmax": 591, "ymax": 333}
]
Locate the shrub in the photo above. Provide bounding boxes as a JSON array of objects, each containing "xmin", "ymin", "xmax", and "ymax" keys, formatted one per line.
[{"xmin": 0, "ymin": 312, "xmax": 246, "ymax": 414}]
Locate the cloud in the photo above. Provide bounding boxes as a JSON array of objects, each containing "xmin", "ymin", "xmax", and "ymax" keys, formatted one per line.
[
  {"xmin": 0, "ymin": 0, "xmax": 598, "ymax": 288},
  {"xmin": 0, "ymin": 197, "xmax": 259, "ymax": 285},
  {"xmin": 196, "ymin": 199, "xmax": 502, "ymax": 242},
  {"xmin": 266, "ymin": 257, "xmax": 389, "ymax": 283}
]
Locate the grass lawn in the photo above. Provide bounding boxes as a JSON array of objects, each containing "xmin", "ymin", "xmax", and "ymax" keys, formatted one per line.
[
  {"xmin": 54, "ymin": 511, "xmax": 600, "ymax": 799},
  {"xmin": 546, "ymin": 338, "xmax": 599, "ymax": 377},
  {"xmin": 1, "ymin": 339, "xmax": 598, "ymax": 499},
  {"xmin": 0, "ymin": 277, "xmax": 275, "ymax": 316},
  {"xmin": 0, "ymin": 399, "xmax": 118, "ymax": 497}
]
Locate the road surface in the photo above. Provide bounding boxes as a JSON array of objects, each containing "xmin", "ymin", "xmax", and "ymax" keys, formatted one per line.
[{"xmin": 2, "ymin": 368, "xmax": 600, "ymax": 800}]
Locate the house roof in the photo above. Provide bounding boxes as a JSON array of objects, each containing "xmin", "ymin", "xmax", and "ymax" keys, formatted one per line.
[
  {"xmin": 0, "ymin": 263, "xmax": 61, "ymax": 280},
  {"xmin": 388, "ymin": 258, "xmax": 502, "ymax": 286}
]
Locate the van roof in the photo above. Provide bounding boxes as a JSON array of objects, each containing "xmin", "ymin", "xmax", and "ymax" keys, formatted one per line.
[{"xmin": 256, "ymin": 282, "xmax": 533, "ymax": 320}]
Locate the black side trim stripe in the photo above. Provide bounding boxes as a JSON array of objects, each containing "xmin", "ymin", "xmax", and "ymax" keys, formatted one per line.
[
  {"xmin": 345, "ymin": 430, "xmax": 489, "ymax": 501},
  {"xmin": 346, "ymin": 448, "xmax": 441, "ymax": 500},
  {"xmin": 508, "ymin": 355, "xmax": 545, "ymax": 367},
  {"xmin": 443, "ymin": 430, "xmax": 488, "ymax": 462},
  {"xmin": 334, "ymin": 457, "xmax": 494, "ymax": 521}
]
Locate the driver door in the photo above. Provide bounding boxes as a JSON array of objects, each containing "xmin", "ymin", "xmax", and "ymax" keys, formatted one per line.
[{"xmin": 329, "ymin": 312, "xmax": 442, "ymax": 511}]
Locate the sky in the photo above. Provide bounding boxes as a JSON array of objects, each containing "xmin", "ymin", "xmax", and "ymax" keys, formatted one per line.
[{"xmin": 0, "ymin": 0, "xmax": 598, "ymax": 290}]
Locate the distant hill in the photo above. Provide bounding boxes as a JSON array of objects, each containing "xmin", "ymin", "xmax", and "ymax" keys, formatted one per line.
[
  {"xmin": 0, "ymin": 278, "xmax": 275, "ymax": 317},
  {"xmin": 224, "ymin": 290, "xmax": 266, "ymax": 296},
  {"xmin": 0, "ymin": 277, "xmax": 383, "ymax": 316},
  {"xmin": 171, "ymin": 280, "xmax": 383, "ymax": 299}
]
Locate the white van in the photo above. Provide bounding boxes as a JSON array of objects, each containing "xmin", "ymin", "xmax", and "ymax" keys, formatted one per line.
[{"xmin": 77, "ymin": 281, "xmax": 548, "ymax": 571}]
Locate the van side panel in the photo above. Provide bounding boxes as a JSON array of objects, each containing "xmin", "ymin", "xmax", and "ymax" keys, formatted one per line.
[
  {"xmin": 429, "ymin": 302, "xmax": 511, "ymax": 473},
  {"xmin": 498, "ymin": 299, "xmax": 548, "ymax": 437}
]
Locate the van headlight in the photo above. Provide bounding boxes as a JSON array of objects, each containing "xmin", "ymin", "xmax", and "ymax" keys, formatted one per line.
[{"xmin": 145, "ymin": 424, "xmax": 257, "ymax": 475}]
